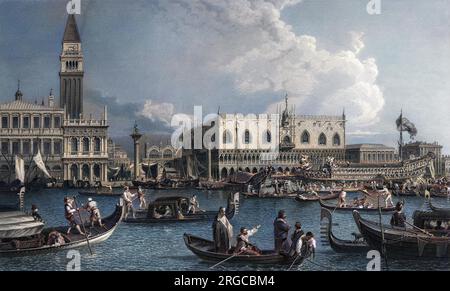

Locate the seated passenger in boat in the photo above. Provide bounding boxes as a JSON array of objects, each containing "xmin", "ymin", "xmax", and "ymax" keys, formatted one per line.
[
  {"xmin": 434, "ymin": 221, "xmax": 445, "ymax": 231},
  {"xmin": 163, "ymin": 206, "xmax": 173, "ymax": 217},
  {"xmin": 234, "ymin": 226, "xmax": 261, "ymax": 256},
  {"xmin": 152, "ymin": 208, "xmax": 162, "ymax": 219},
  {"xmin": 352, "ymin": 198, "xmax": 359, "ymax": 207},
  {"xmin": 390, "ymin": 202, "xmax": 406, "ymax": 228},
  {"xmin": 47, "ymin": 231, "xmax": 66, "ymax": 246}
]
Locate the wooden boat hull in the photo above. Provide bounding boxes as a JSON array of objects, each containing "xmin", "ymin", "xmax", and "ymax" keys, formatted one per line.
[
  {"xmin": 320, "ymin": 208, "xmax": 369, "ymax": 253},
  {"xmin": 124, "ymin": 206, "xmax": 236, "ymax": 223},
  {"xmin": 241, "ymin": 192, "xmax": 296, "ymax": 199},
  {"xmin": 319, "ymin": 199, "xmax": 395, "ymax": 214},
  {"xmin": 78, "ymin": 190, "xmax": 122, "ymax": 197},
  {"xmin": 183, "ymin": 234, "xmax": 305, "ymax": 265},
  {"xmin": 295, "ymin": 192, "xmax": 339, "ymax": 202},
  {"xmin": 123, "ymin": 194, "xmax": 238, "ymax": 224},
  {"xmin": 353, "ymin": 210, "xmax": 450, "ymax": 258},
  {"xmin": 0, "ymin": 202, "xmax": 124, "ymax": 256}
]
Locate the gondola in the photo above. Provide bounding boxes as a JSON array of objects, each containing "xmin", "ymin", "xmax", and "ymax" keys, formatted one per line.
[
  {"xmin": 427, "ymin": 201, "xmax": 450, "ymax": 213},
  {"xmin": 78, "ymin": 189, "xmax": 122, "ymax": 197},
  {"xmin": 295, "ymin": 191, "xmax": 339, "ymax": 202},
  {"xmin": 353, "ymin": 210, "xmax": 450, "ymax": 258},
  {"xmin": 318, "ymin": 199, "xmax": 395, "ymax": 213},
  {"xmin": 241, "ymin": 192, "xmax": 297, "ymax": 199},
  {"xmin": 0, "ymin": 201, "xmax": 124, "ymax": 256},
  {"xmin": 320, "ymin": 208, "xmax": 369, "ymax": 253},
  {"xmin": 183, "ymin": 233, "xmax": 309, "ymax": 265},
  {"xmin": 123, "ymin": 192, "xmax": 239, "ymax": 223}
]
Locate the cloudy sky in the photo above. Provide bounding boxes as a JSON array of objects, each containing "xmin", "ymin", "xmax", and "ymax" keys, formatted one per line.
[{"xmin": 0, "ymin": 0, "xmax": 448, "ymax": 152}]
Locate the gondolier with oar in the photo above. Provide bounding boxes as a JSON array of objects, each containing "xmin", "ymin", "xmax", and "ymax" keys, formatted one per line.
[
  {"xmin": 122, "ymin": 186, "xmax": 136, "ymax": 219},
  {"xmin": 84, "ymin": 198, "xmax": 104, "ymax": 228},
  {"xmin": 64, "ymin": 197, "xmax": 85, "ymax": 236}
]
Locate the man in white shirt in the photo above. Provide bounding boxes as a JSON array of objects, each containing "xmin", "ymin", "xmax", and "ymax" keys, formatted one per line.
[
  {"xmin": 295, "ymin": 232, "xmax": 316, "ymax": 259},
  {"xmin": 122, "ymin": 186, "xmax": 136, "ymax": 219},
  {"xmin": 85, "ymin": 198, "xmax": 103, "ymax": 228}
]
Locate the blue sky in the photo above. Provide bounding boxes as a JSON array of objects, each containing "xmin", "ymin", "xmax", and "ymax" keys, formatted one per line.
[{"xmin": 0, "ymin": 0, "xmax": 448, "ymax": 152}]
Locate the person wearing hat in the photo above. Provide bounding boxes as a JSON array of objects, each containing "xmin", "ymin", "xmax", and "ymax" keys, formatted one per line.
[
  {"xmin": 84, "ymin": 197, "xmax": 103, "ymax": 228},
  {"xmin": 273, "ymin": 210, "xmax": 291, "ymax": 254},
  {"xmin": 64, "ymin": 197, "xmax": 85, "ymax": 235}
]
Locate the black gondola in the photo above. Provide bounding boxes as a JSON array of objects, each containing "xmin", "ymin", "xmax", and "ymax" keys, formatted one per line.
[
  {"xmin": 123, "ymin": 192, "xmax": 239, "ymax": 223},
  {"xmin": 295, "ymin": 191, "xmax": 339, "ymax": 202},
  {"xmin": 320, "ymin": 208, "xmax": 369, "ymax": 253},
  {"xmin": 353, "ymin": 210, "xmax": 450, "ymax": 258},
  {"xmin": 427, "ymin": 200, "xmax": 450, "ymax": 214},
  {"xmin": 241, "ymin": 192, "xmax": 297, "ymax": 199},
  {"xmin": 319, "ymin": 199, "xmax": 395, "ymax": 214},
  {"xmin": 183, "ymin": 233, "xmax": 309, "ymax": 265},
  {"xmin": 78, "ymin": 189, "xmax": 122, "ymax": 197},
  {"xmin": 0, "ymin": 201, "xmax": 124, "ymax": 256}
]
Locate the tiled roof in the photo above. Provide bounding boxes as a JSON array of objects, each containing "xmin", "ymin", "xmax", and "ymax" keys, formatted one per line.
[{"xmin": 0, "ymin": 100, "xmax": 63, "ymax": 111}]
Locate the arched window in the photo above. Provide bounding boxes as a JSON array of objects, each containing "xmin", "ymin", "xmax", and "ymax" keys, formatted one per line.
[
  {"xmin": 149, "ymin": 150, "xmax": 160, "ymax": 159},
  {"xmin": 318, "ymin": 133, "xmax": 327, "ymax": 145},
  {"xmin": 283, "ymin": 135, "xmax": 291, "ymax": 144},
  {"xmin": 71, "ymin": 137, "xmax": 78, "ymax": 154},
  {"xmin": 163, "ymin": 149, "xmax": 173, "ymax": 159},
  {"xmin": 94, "ymin": 137, "xmax": 101, "ymax": 153},
  {"xmin": 222, "ymin": 130, "xmax": 232, "ymax": 144},
  {"xmin": 82, "ymin": 137, "xmax": 90, "ymax": 153},
  {"xmin": 301, "ymin": 131, "xmax": 310, "ymax": 144},
  {"xmin": 333, "ymin": 133, "xmax": 341, "ymax": 146},
  {"xmin": 244, "ymin": 130, "xmax": 251, "ymax": 144},
  {"xmin": 265, "ymin": 130, "xmax": 272, "ymax": 143}
]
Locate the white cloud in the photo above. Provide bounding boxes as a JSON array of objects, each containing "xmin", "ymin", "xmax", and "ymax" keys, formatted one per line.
[
  {"xmin": 137, "ymin": 100, "xmax": 175, "ymax": 125},
  {"xmin": 156, "ymin": 0, "xmax": 384, "ymax": 130}
]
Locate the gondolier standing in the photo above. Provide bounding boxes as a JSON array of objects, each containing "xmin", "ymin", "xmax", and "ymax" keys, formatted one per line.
[
  {"xmin": 289, "ymin": 222, "xmax": 304, "ymax": 256},
  {"xmin": 137, "ymin": 186, "xmax": 147, "ymax": 210},
  {"xmin": 64, "ymin": 197, "xmax": 85, "ymax": 236},
  {"xmin": 212, "ymin": 207, "xmax": 233, "ymax": 253},
  {"xmin": 274, "ymin": 210, "xmax": 291, "ymax": 254},
  {"xmin": 123, "ymin": 186, "xmax": 136, "ymax": 219},
  {"xmin": 338, "ymin": 188, "xmax": 347, "ymax": 208},
  {"xmin": 84, "ymin": 198, "xmax": 104, "ymax": 228}
]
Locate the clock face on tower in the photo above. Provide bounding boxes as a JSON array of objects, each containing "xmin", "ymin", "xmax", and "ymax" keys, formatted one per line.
[{"xmin": 67, "ymin": 44, "xmax": 79, "ymax": 53}]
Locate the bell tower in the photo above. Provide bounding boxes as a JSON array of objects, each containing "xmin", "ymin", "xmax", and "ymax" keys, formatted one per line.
[{"xmin": 60, "ymin": 14, "xmax": 84, "ymax": 119}]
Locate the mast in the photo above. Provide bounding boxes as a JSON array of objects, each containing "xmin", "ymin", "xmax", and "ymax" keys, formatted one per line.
[{"xmin": 399, "ymin": 109, "xmax": 403, "ymax": 161}]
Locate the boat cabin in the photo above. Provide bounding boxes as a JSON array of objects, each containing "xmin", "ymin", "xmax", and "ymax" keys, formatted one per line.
[
  {"xmin": 148, "ymin": 197, "xmax": 191, "ymax": 219},
  {"xmin": 413, "ymin": 210, "xmax": 450, "ymax": 235}
]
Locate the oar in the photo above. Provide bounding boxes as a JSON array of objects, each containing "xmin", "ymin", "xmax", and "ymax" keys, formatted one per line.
[
  {"xmin": 209, "ymin": 250, "xmax": 244, "ymax": 269},
  {"xmin": 287, "ymin": 253, "xmax": 303, "ymax": 271},
  {"xmin": 73, "ymin": 197, "xmax": 93, "ymax": 255},
  {"xmin": 404, "ymin": 220, "xmax": 434, "ymax": 237}
]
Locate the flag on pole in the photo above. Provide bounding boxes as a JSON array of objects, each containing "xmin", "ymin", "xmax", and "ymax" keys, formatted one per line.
[
  {"xmin": 396, "ymin": 114, "xmax": 417, "ymax": 138},
  {"xmin": 33, "ymin": 149, "xmax": 52, "ymax": 178},
  {"xmin": 14, "ymin": 155, "xmax": 25, "ymax": 183}
]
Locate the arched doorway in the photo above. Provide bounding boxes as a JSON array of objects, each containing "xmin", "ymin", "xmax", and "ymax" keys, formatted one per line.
[
  {"xmin": 82, "ymin": 164, "xmax": 90, "ymax": 180},
  {"xmin": 70, "ymin": 164, "xmax": 79, "ymax": 180},
  {"xmin": 93, "ymin": 164, "xmax": 101, "ymax": 179},
  {"xmin": 221, "ymin": 168, "xmax": 228, "ymax": 179}
]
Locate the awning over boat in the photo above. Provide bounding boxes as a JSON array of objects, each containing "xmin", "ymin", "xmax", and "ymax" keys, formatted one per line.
[{"xmin": 0, "ymin": 211, "xmax": 44, "ymax": 239}]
